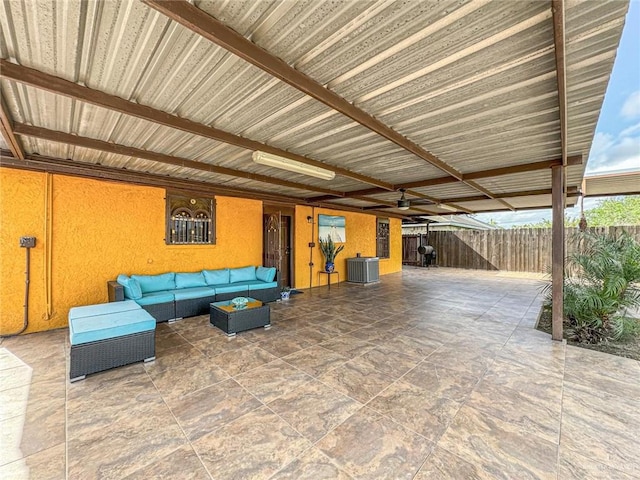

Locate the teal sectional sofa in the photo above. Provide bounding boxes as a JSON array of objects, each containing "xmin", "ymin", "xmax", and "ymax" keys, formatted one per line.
[{"xmin": 108, "ymin": 266, "xmax": 278, "ymax": 322}]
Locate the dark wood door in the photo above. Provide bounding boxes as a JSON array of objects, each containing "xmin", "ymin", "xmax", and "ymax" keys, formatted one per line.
[{"xmin": 263, "ymin": 208, "xmax": 293, "ymax": 288}]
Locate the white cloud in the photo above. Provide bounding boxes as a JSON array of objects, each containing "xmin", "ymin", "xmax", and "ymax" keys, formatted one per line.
[
  {"xmin": 621, "ymin": 90, "xmax": 640, "ymax": 119},
  {"xmin": 585, "ymin": 128, "xmax": 640, "ymax": 174}
]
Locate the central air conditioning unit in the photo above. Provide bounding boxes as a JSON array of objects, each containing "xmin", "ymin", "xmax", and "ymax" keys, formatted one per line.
[{"xmin": 347, "ymin": 257, "xmax": 380, "ymax": 284}]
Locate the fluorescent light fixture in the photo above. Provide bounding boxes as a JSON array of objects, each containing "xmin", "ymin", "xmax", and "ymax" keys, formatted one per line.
[
  {"xmin": 437, "ymin": 203, "xmax": 457, "ymax": 212},
  {"xmin": 252, "ymin": 151, "xmax": 335, "ymax": 180},
  {"xmin": 397, "ymin": 189, "xmax": 410, "ymax": 210}
]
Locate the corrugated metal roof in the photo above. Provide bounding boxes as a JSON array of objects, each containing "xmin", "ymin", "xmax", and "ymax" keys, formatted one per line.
[
  {"xmin": 0, "ymin": 0, "xmax": 631, "ymax": 217},
  {"xmin": 584, "ymin": 172, "xmax": 640, "ymax": 197}
]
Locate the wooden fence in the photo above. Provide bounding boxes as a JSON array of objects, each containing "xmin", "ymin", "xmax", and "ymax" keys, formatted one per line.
[{"xmin": 403, "ymin": 226, "xmax": 640, "ymax": 273}]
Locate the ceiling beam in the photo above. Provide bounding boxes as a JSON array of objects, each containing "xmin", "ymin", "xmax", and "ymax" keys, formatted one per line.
[
  {"xmin": 0, "ymin": 96, "xmax": 24, "ymax": 160},
  {"xmin": 13, "ymin": 123, "xmax": 345, "ymax": 197},
  {"xmin": 0, "ymin": 59, "xmax": 393, "ymax": 191},
  {"xmin": 143, "ymin": 0, "xmax": 465, "ymax": 182},
  {"xmin": 464, "ymin": 179, "xmax": 515, "ymax": 210},
  {"xmin": 552, "ymin": 0, "xmax": 569, "ymax": 165},
  {"xmin": 0, "ymin": 150, "xmax": 410, "ymax": 219}
]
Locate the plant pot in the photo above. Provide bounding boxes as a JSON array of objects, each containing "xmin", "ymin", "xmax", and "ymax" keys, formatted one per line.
[
  {"xmin": 280, "ymin": 291, "xmax": 291, "ymax": 300},
  {"xmin": 325, "ymin": 261, "xmax": 334, "ymax": 273}
]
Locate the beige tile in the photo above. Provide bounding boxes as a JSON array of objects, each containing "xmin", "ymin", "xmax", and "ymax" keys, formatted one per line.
[
  {"xmin": 414, "ymin": 446, "xmax": 492, "ymax": 480},
  {"xmin": 356, "ymin": 345, "xmax": 420, "ymax": 379},
  {"xmin": 319, "ymin": 336, "xmax": 377, "ymax": 359},
  {"xmin": 257, "ymin": 333, "xmax": 315, "ymax": 357},
  {"xmin": 235, "ymin": 358, "xmax": 312, "ymax": 403},
  {"xmin": 191, "ymin": 333, "xmax": 251, "ymax": 357},
  {"xmin": 318, "ymin": 359, "xmax": 395, "ymax": 403},
  {"xmin": 316, "ymin": 407, "xmax": 433, "ymax": 480},
  {"xmin": 437, "ymin": 406, "xmax": 558, "ymax": 479},
  {"xmin": 168, "ymin": 378, "xmax": 261, "ymax": 441},
  {"xmin": 143, "ymin": 344, "xmax": 208, "ymax": 373},
  {"xmin": 558, "ymin": 449, "xmax": 637, "ymax": 480},
  {"xmin": 123, "ymin": 445, "xmax": 210, "ymax": 480},
  {"xmin": 193, "ymin": 406, "xmax": 312, "ymax": 480},
  {"xmin": 147, "ymin": 355, "xmax": 229, "ymax": 400},
  {"xmin": 68, "ymin": 403, "xmax": 188, "ymax": 479},
  {"xmin": 368, "ymin": 379, "xmax": 462, "ymax": 442},
  {"xmin": 403, "ymin": 361, "xmax": 480, "ymax": 402},
  {"xmin": 269, "ymin": 380, "xmax": 362, "ymax": 442},
  {"xmin": 561, "ymin": 381, "xmax": 640, "ymax": 477},
  {"xmin": 0, "ymin": 442, "xmax": 65, "ymax": 480},
  {"xmin": 283, "ymin": 345, "xmax": 348, "ymax": 377},
  {"xmin": 212, "ymin": 344, "xmax": 278, "ymax": 376},
  {"xmin": 271, "ymin": 447, "xmax": 353, "ymax": 480}
]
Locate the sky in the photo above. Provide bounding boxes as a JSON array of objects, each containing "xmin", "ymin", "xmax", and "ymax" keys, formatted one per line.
[{"xmin": 475, "ymin": 1, "xmax": 640, "ymax": 227}]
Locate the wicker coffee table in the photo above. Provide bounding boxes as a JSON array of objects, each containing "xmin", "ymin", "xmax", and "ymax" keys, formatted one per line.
[{"xmin": 210, "ymin": 298, "xmax": 271, "ymax": 336}]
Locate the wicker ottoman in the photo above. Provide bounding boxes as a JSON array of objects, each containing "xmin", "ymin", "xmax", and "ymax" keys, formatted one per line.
[
  {"xmin": 210, "ymin": 298, "xmax": 270, "ymax": 336},
  {"xmin": 69, "ymin": 301, "xmax": 156, "ymax": 382}
]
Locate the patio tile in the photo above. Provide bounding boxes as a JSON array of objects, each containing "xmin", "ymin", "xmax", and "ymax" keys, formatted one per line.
[
  {"xmin": 167, "ymin": 378, "xmax": 262, "ymax": 441},
  {"xmin": 318, "ymin": 358, "xmax": 396, "ymax": 403},
  {"xmin": 560, "ymin": 381, "xmax": 640, "ymax": 477},
  {"xmin": 212, "ymin": 343, "xmax": 278, "ymax": 376},
  {"xmin": 271, "ymin": 447, "xmax": 353, "ymax": 479},
  {"xmin": 558, "ymin": 449, "xmax": 637, "ymax": 480},
  {"xmin": 436, "ymin": 405, "xmax": 558, "ymax": 479},
  {"xmin": 123, "ymin": 445, "xmax": 211, "ymax": 480},
  {"xmin": 193, "ymin": 405, "xmax": 312, "ymax": 480},
  {"xmin": 367, "ymin": 379, "xmax": 462, "ymax": 442},
  {"xmin": 319, "ymin": 336, "xmax": 377, "ymax": 359},
  {"xmin": 143, "ymin": 344, "xmax": 207, "ymax": 373},
  {"xmin": 316, "ymin": 407, "xmax": 433, "ymax": 480},
  {"xmin": 282, "ymin": 345, "xmax": 349, "ymax": 377},
  {"xmin": 355, "ymin": 345, "xmax": 420, "ymax": 379},
  {"xmin": 154, "ymin": 331, "xmax": 189, "ymax": 354},
  {"xmin": 147, "ymin": 355, "xmax": 229, "ymax": 400},
  {"xmin": 424, "ymin": 343, "xmax": 498, "ymax": 377},
  {"xmin": 191, "ymin": 333, "xmax": 250, "ymax": 357},
  {"xmin": 403, "ymin": 361, "xmax": 481, "ymax": 402},
  {"xmin": 256, "ymin": 333, "xmax": 315, "ymax": 357},
  {"xmin": 268, "ymin": 379, "xmax": 362, "ymax": 442},
  {"xmin": 414, "ymin": 446, "xmax": 492, "ymax": 480},
  {"xmin": 234, "ymin": 358, "xmax": 312, "ymax": 403},
  {"xmin": 67, "ymin": 403, "xmax": 187, "ymax": 479},
  {"xmin": 0, "ymin": 442, "xmax": 65, "ymax": 480}
]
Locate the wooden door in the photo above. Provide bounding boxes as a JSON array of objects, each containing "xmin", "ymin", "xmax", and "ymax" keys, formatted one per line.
[{"xmin": 263, "ymin": 206, "xmax": 294, "ymax": 288}]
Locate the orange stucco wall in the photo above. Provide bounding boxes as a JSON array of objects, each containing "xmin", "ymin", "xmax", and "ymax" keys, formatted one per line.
[
  {"xmin": 0, "ymin": 168, "xmax": 262, "ymax": 334},
  {"xmin": 293, "ymin": 206, "xmax": 402, "ymax": 289},
  {"xmin": 1, "ymin": 168, "xmax": 402, "ymax": 334}
]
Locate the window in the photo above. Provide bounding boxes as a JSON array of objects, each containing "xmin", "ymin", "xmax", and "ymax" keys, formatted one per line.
[
  {"xmin": 376, "ymin": 218, "xmax": 390, "ymax": 258},
  {"xmin": 165, "ymin": 192, "xmax": 215, "ymax": 245}
]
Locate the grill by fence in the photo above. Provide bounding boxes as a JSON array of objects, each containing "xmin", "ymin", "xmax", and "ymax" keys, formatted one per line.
[{"xmin": 403, "ymin": 226, "xmax": 640, "ymax": 273}]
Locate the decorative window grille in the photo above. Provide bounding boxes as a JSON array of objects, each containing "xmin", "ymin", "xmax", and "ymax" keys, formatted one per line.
[
  {"xmin": 166, "ymin": 193, "xmax": 215, "ymax": 245},
  {"xmin": 376, "ymin": 218, "xmax": 390, "ymax": 258}
]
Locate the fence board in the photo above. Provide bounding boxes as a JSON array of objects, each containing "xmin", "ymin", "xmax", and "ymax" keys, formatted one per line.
[{"xmin": 403, "ymin": 226, "xmax": 640, "ymax": 273}]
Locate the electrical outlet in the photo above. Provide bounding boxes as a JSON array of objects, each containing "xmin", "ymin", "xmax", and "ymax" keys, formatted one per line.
[
  {"xmin": 308, "ymin": 242, "xmax": 315, "ymax": 247},
  {"xmin": 20, "ymin": 236, "xmax": 36, "ymax": 248}
]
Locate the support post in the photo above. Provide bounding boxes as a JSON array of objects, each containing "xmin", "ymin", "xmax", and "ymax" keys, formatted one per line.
[{"xmin": 551, "ymin": 165, "xmax": 565, "ymax": 341}]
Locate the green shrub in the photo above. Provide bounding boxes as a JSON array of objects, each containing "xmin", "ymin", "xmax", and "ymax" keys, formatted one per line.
[{"xmin": 545, "ymin": 231, "xmax": 640, "ymax": 343}]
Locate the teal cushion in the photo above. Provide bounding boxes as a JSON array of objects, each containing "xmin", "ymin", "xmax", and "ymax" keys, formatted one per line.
[
  {"xmin": 172, "ymin": 286, "xmax": 216, "ymax": 301},
  {"xmin": 229, "ymin": 266, "xmax": 257, "ymax": 283},
  {"xmin": 69, "ymin": 309, "xmax": 155, "ymax": 346},
  {"xmin": 256, "ymin": 266, "xmax": 276, "ymax": 282},
  {"xmin": 175, "ymin": 272, "xmax": 207, "ymax": 289},
  {"xmin": 212, "ymin": 284, "xmax": 248, "ymax": 295},
  {"xmin": 203, "ymin": 268, "xmax": 230, "ymax": 285},
  {"xmin": 131, "ymin": 273, "xmax": 176, "ymax": 294},
  {"xmin": 117, "ymin": 275, "xmax": 142, "ymax": 300},
  {"xmin": 69, "ymin": 300, "xmax": 141, "ymax": 321},
  {"xmin": 135, "ymin": 291, "xmax": 175, "ymax": 306},
  {"xmin": 247, "ymin": 281, "xmax": 278, "ymax": 291}
]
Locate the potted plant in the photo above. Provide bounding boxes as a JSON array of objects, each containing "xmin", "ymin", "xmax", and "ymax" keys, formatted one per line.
[
  {"xmin": 319, "ymin": 235, "xmax": 345, "ymax": 273},
  {"xmin": 280, "ymin": 286, "xmax": 291, "ymax": 300}
]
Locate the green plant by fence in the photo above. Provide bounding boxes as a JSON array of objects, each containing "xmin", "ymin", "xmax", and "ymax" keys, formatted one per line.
[{"xmin": 403, "ymin": 226, "xmax": 640, "ymax": 273}]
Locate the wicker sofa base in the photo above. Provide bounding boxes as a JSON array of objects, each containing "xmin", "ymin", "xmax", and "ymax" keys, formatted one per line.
[
  {"xmin": 70, "ymin": 330, "xmax": 156, "ymax": 382},
  {"xmin": 175, "ymin": 295, "xmax": 216, "ymax": 318},
  {"xmin": 210, "ymin": 304, "xmax": 270, "ymax": 336}
]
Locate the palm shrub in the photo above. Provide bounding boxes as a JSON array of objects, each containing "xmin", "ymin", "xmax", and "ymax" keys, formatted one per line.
[{"xmin": 547, "ymin": 231, "xmax": 640, "ymax": 343}]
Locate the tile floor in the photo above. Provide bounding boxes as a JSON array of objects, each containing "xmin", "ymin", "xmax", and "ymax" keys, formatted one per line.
[{"xmin": 1, "ymin": 267, "xmax": 639, "ymax": 479}]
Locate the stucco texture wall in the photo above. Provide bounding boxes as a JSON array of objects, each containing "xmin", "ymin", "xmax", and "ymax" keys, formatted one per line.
[
  {"xmin": 293, "ymin": 206, "xmax": 402, "ymax": 289},
  {"xmin": 0, "ymin": 169, "xmax": 263, "ymax": 334}
]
